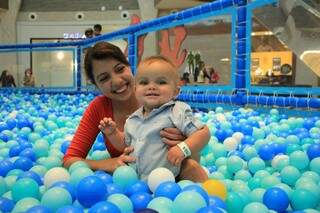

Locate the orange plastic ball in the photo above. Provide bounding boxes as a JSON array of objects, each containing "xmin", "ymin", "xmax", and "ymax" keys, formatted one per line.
[{"xmin": 202, "ymin": 179, "xmax": 227, "ymax": 200}]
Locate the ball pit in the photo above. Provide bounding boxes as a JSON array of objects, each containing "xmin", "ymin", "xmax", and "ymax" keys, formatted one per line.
[{"xmin": 0, "ymin": 92, "xmax": 319, "ymax": 212}]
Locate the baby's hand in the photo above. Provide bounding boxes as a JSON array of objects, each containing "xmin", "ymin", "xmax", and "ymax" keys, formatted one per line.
[
  {"xmin": 167, "ymin": 145, "xmax": 185, "ymax": 166},
  {"xmin": 99, "ymin": 117, "xmax": 117, "ymax": 136}
]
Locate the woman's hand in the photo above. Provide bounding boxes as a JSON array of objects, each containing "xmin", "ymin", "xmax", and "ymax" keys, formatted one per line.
[
  {"xmin": 160, "ymin": 127, "xmax": 186, "ymax": 147},
  {"xmin": 167, "ymin": 145, "xmax": 185, "ymax": 166}
]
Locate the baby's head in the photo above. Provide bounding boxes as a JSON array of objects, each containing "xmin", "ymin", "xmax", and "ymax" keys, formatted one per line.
[{"xmin": 135, "ymin": 55, "xmax": 180, "ymax": 112}]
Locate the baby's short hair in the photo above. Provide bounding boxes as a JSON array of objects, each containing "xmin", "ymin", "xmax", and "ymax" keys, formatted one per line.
[{"xmin": 138, "ymin": 55, "xmax": 178, "ymax": 82}]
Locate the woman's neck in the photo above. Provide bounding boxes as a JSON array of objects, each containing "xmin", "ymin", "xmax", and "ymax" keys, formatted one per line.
[{"xmin": 112, "ymin": 94, "xmax": 139, "ymax": 115}]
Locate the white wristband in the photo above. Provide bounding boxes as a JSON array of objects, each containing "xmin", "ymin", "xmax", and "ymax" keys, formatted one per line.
[{"xmin": 177, "ymin": 141, "xmax": 192, "ymax": 158}]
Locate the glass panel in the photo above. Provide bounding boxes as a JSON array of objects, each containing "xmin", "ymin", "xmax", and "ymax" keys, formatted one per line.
[
  {"xmin": 250, "ymin": 0, "xmax": 320, "ymax": 89},
  {"xmin": 137, "ymin": 14, "xmax": 233, "ymax": 86}
]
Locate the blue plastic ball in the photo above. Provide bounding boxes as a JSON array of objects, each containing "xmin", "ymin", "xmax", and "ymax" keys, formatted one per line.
[
  {"xmin": 94, "ymin": 171, "xmax": 113, "ymax": 186},
  {"xmin": 106, "ymin": 183, "xmax": 124, "ymax": 196},
  {"xmin": 263, "ymin": 187, "xmax": 289, "ymax": 212},
  {"xmin": 130, "ymin": 192, "xmax": 153, "ymax": 211},
  {"xmin": 25, "ymin": 205, "xmax": 52, "ymax": 213},
  {"xmin": 125, "ymin": 180, "xmax": 150, "ymax": 197},
  {"xmin": 17, "ymin": 171, "xmax": 42, "ymax": 185},
  {"xmin": 76, "ymin": 175, "xmax": 107, "ymax": 208},
  {"xmin": 197, "ymin": 206, "xmax": 224, "ymax": 213},
  {"xmin": 0, "ymin": 160, "xmax": 14, "ymax": 176},
  {"xmin": 307, "ymin": 143, "xmax": 320, "ymax": 160},
  {"xmin": 258, "ymin": 144, "xmax": 275, "ymax": 160},
  {"xmin": 0, "ymin": 197, "xmax": 14, "ymax": 212},
  {"xmin": 154, "ymin": 181, "xmax": 181, "ymax": 200},
  {"xmin": 88, "ymin": 201, "xmax": 121, "ymax": 213},
  {"xmin": 13, "ymin": 157, "xmax": 34, "ymax": 171},
  {"xmin": 56, "ymin": 205, "xmax": 83, "ymax": 213},
  {"xmin": 208, "ymin": 196, "xmax": 227, "ymax": 210}
]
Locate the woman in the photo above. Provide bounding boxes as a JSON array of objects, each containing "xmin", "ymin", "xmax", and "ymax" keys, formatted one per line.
[
  {"xmin": 63, "ymin": 42, "xmax": 208, "ymax": 182},
  {"xmin": 0, "ymin": 70, "xmax": 16, "ymax": 87},
  {"xmin": 23, "ymin": 68, "xmax": 35, "ymax": 87}
]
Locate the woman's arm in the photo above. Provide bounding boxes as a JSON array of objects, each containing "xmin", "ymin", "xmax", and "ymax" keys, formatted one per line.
[{"xmin": 63, "ymin": 146, "xmax": 135, "ymax": 173}]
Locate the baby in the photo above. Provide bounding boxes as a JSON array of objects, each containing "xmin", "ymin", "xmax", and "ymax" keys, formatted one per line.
[{"xmin": 99, "ymin": 55, "xmax": 210, "ymax": 181}]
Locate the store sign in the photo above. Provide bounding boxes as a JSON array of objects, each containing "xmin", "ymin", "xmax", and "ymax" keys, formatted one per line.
[{"xmin": 63, "ymin": 33, "xmax": 85, "ymax": 39}]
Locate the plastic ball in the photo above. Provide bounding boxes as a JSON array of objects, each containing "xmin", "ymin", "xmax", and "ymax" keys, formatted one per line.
[
  {"xmin": 208, "ymin": 195, "xmax": 227, "ymax": 210},
  {"xmin": 94, "ymin": 171, "xmax": 113, "ymax": 186},
  {"xmin": 113, "ymin": 165, "xmax": 138, "ymax": 190},
  {"xmin": 40, "ymin": 187, "xmax": 72, "ymax": 212},
  {"xmin": 107, "ymin": 193, "xmax": 133, "ymax": 213},
  {"xmin": 225, "ymin": 192, "xmax": 245, "ymax": 213},
  {"xmin": 69, "ymin": 167, "xmax": 94, "ymax": 186},
  {"xmin": 68, "ymin": 161, "xmax": 89, "ymax": 174},
  {"xmin": 226, "ymin": 156, "xmax": 243, "ymax": 173},
  {"xmin": 242, "ymin": 202, "xmax": 269, "ymax": 213},
  {"xmin": 88, "ymin": 201, "xmax": 121, "ymax": 213},
  {"xmin": 106, "ymin": 183, "xmax": 124, "ymax": 196},
  {"xmin": 76, "ymin": 175, "xmax": 107, "ymax": 208},
  {"xmin": 147, "ymin": 167, "xmax": 175, "ymax": 193},
  {"xmin": 202, "ymin": 179, "xmax": 227, "ymax": 201},
  {"xmin": 135, "ymin": 208, "xmax": 159, "ymax": 213},
  {"xmin": 43, "ymin": 167, "xmax": 70, "ymax": 188},
  {"xmin": 290, "ymin": 188, "xmax": 318, "ymax": 210},
  {"xmin": 17, "ymin": 171, "xmax": 42, "ymax": 185},
  {"xmin": 56, "ymin": 205, "xmax": 83, "ymax": 213},
  {"xmin": 0, "ymin": 160, "xmax": 14, "ymax": 176},
  {"xmin": 258, "ymin": 144, "xmax": 274, "ymax": 160},
  {"xmin": 125, "ymin": 180, "xmax": 150, "ymax": 196},
  {"xmin": 147, "ymin": 196, "xmax": 173, "ymax": 212},
  {"xmin": 12, "ymin": 197, "xmax": 40, "ymax": 213},
  {"xmin": 51, "ymin": 181, "xmax": 76, "ymax": 202},
  {"xmin": 154, "ymin": 181, "xmax": 181, "ymax": 200},
  {"xmin": 232, "ymin": 132, "xmax": 244, "ymax": 142},
  {"xmin": 248, "ymin": 157, "xmax": 265, "ymax": 174},
  {"xmin": 223, "ymin": 137, "xmax": 239, "ymax": 151},
  {"xmin": 182, "ymin": 184, "xmax": 209, "ymax": 205},
  {"xmin": 262, "ymin": 187, "xmax": 289, "ymax": 212},
  {"xmin": 25, "ymin": 205, "xmax": 52, "ymax": 213},
  {"xmin": 289, "ymin": 151, "xmax": 309, "ymax": 170},
  {"xmin": 197, "ymin": 206, "xmax": 224, "ymax": 213},
  {"xmin": 307, "ymin": 143, "xmax": 320, "ymax": 160},
  {"xmin": 11, "ymin": 178, "xmax": 40, "ymax": 202},
  {"xmin": 172, "ymin": 191, "xmax": 207, "ymax": 213},
  {"xmin": 130, "ymin": 192, "xmax": 153, "ymax": 211},
  {"xmin": 13, "ymin": 157, "xmax": 33, "ymax": 171},
  {"xmin": 310, "ymin": 157, "xmax": 320, "ymax": 175},
  {"xmin": 0, "ymin": 197, "xmax": 15, "ymax": 212}
]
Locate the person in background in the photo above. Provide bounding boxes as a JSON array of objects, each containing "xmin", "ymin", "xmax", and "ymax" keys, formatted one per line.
[
  {"xmin": 23, "ymin": 68, "xmax": 35, "ymax": 87},
  {"xmin": 63, "ymin": 42, "xmax": 208, "ymax": 182},
  {"xmin": 0, "ymin": 70, "xmax": 16, "ymax": 87},
  {"xmin": 99, "ymin": 55, "xmax": 210, "ymax": 181},
  {"xmin": 93, "ymin": 24, "xmax": 102, "ymax": 36},
  {"xmin": 209, "ymin": 67, "xmax": 220, "ymax": 84},
  {"xmin": 84, "ymin": 28, "xmax": 94, "ymax": 38}
]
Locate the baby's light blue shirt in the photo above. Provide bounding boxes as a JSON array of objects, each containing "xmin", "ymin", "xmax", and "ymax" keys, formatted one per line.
[{"xmin": 124, "ymin": 100, "xmax": 204, "ymax": 181}]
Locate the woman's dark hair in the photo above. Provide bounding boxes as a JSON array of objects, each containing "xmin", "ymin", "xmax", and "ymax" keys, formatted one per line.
[
  {"xmin": 0, "ymin": 70, "xmax": 7, "ymax": 81},
  {"xmin": 84, "ymin": 42, "xmax": 129, "ymax": 84}
]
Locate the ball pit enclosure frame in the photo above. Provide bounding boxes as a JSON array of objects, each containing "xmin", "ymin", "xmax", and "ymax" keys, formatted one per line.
[{"xmin": 0, "ymin": 0, "xmax": 319, "ymax": 110}]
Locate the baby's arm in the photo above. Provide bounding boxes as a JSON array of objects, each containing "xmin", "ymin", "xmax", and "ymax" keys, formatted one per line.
[
  {"xmin": 167, "ymin": 126, "xmax": 210, "ymax": 166},
  {"xmin": 99, "ymin": 117, "xmax": 127, "ymax": 152}
]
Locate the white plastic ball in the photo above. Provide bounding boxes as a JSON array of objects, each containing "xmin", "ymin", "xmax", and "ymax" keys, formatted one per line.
[
  {"xmin": 43, "ymin": 167, "xmax": 70, "ymax": 188},
  {"xmin": 223, "ymin": 137, "xmax": 239, "ymax": 151},
  {"xmin": 271, "ymin": 154, "xmax": 289, "ymax": 168},
  {"xmin": 215, "ymin": 113, "xmax": 226, "ymax": 122},
  {"xmin": 232, "ymin": 132, "xmax": 244, "ymax": 142},
  {"xmin": 147, "ymin": 167, "xmax": 175, "ymax": 192}
]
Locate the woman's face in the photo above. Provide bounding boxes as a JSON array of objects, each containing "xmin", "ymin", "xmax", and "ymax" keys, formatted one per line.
[{"xmin": 92, "ymin": 58, "xmax": 134, "ymax": 101}]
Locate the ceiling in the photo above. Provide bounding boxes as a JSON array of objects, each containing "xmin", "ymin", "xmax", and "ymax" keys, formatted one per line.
[{"xmin": 155, "ymin": 0, "xmax": 209, "ymax": 10}]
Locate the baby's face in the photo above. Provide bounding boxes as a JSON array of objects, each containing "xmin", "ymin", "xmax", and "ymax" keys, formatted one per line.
[{"xmin": 135, "ymin": 61, "xmax": 179, "ymax": 112}]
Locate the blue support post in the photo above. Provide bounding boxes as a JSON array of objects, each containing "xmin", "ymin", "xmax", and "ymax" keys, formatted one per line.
[
  {"xmin": 128, "ymin": 34, "xmax": 137, "ymax": 75},
  {"xmin": 76, "ymin": 46, "xmax": 82, "ymax": 91}
]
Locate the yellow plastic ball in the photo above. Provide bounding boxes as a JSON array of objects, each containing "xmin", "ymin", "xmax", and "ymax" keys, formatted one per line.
[{"xmin": 202, "ymin": 179, "xmax": 227, "ymax": 200}]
